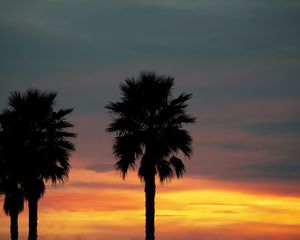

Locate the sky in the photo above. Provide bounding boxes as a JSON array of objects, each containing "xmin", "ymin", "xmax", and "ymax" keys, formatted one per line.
[{"xmin": 0, "ymin": 0, "xmax": 300, "ymax": 239}]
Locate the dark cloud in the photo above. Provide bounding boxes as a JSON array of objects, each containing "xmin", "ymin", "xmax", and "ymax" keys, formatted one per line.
[
  {"xmin": 248, "ymin": 162, "xmax": 300, "ymax": 180},
  {"xmin": 1, "ymin": 0, "xmax": 300, "ymax": 79},
  {"xmin": 214, "ymin": 143, "xmax": 261, "ymax": 151},
  {"xmin": 247, "ymin": 120, "xmax": 300, "ymax": 135},
  {"xmin": 86, "ymin": 163, "xmax": 114, "ymax": 173},
  {"xmin": 68, "ymin": 181, "xmax": 141, "ymax": 191}
]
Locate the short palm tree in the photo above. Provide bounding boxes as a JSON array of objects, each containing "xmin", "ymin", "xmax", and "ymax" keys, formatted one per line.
[
  {"xmin": 0, "ymin": 89, "xmax": 76, "ymax": 240},
  {"xmin": 2, "ymin": 179, "xmax": 24, "ymax": 240},
  {"xmin": 106, "ymin": 72, "xmax": 196, "ymax": 240}
]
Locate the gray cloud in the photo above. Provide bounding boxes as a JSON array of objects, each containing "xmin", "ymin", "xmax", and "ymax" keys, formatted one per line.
[
  {"xmin": 248, "ymin": 162, "xmax": 300, "ymax": 180},
  {"xmin": 86, "ymin": 163, "xmax": 114, "ymax": 173},
  {"xmin": 1, "ymin": 0, "xmax": 299, "ymax": 104},
  {"xmin": 247, "ymin": 120, "xmax": 300, "ymax": 135},
  {"xmin": 68, "ymin": 181, "xmax": 141, "ymax": 191},
  {"xmin": 1, "ymin": 0, "xmax": 299, "ymax": 79}
]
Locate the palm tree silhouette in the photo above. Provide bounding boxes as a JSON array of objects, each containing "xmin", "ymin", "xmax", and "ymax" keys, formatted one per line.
[
  {"xmin": 0, "ymin": 89, "xmax": 76, "ymax": 240},
  {"xmin": 0, "ymin": 105, "xmax": 26, "ymax": 240},
  {"xmin": 0, "ymin": 160, "xmax": 24, "ymax": 240},
  {"xmin": 2, "ymin": 180, "xmax": 24, "ymax": 240},
  {"xmin": 106, "ymin": 72, "xmax": 196, "ymax": 240}
]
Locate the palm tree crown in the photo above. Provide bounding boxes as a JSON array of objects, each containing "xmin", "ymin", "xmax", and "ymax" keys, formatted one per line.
[
  {"xmin": 0, "ymin": 89, "xmax": 75, "ymax": 185},
  {"xmin": 106, "ymin": 71, "xmax": 196, "ymax": 181}
]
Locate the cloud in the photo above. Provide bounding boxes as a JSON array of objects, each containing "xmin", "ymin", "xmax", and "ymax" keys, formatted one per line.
[
  {"xmin": 86, "ymin": 163, "xmax": 113, "ymax": 173},
  {"xmin": 248, "ymin": 162, "xmax": 300, "ymax": 180},
  {"xmin": 247, "ymin": 119, "xmax": 300, "ymax": 135},
  {"xmin": 1, "ymin": 0, "xmax": 299, "ymax": 81},
  {"xmin": 67, "ymin": 181, "xmax": 140, "ymax": 191}
]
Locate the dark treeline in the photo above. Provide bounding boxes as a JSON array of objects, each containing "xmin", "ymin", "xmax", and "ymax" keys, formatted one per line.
[{"xmin": 0, "ymin": 71, "xmax": 195, "ymax": 240}]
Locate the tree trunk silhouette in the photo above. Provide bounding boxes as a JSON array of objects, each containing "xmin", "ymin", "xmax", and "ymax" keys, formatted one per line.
[
  {"xmin": 28, "ymin": 199, "xmax": 38, "ymax": 240},
  {"xmin": 145, "ymin": 173, "xmax": 156, "ymax": 240},
  {"xmin": 10, "ymin": 211, "xmax": 18, "ymax": 240}
]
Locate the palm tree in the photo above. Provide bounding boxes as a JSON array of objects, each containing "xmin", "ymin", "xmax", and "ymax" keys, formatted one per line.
[
  {"xmin": 106, "ymin": 72, "xmax": 196, "ymax": 240},
  {"xmin": 0, "ymin": 108, "xmax": 25, "ymax": 240},
  {"xmin": 0, "ymin": 89, "xmax": 76, "ymax": 240},
  {"xmin": 2, "ymin": 179, "xmax": 24, "ymax": 240},
  {"xmin": 1, "ymin": 175, "xmax": 23, "ymax": 240}
]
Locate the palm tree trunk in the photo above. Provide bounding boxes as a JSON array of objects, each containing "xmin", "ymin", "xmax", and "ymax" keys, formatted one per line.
[
  {"xmin": 28, "ymin": 199, "xmax": 38, "ymax": 240},
  {"xmin": 10, "ymin": 212, "xmax": 18, "ymax": 240},
  {"xmin": 145, "ymin": 173, "xmax": 156, "ymax": 240}
]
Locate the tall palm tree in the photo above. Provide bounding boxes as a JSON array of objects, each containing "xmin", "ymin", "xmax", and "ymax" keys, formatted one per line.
[
  {"xmin": 24, "ymin": 178, "xmax": 45, "ymax": 240},
  {"xmin": 106, "ymin": 72, "xmax": 196, "ymax": 240},
  {"xmin": 0, "ymin": 89, "xmax": 76, "ymax": 240}
]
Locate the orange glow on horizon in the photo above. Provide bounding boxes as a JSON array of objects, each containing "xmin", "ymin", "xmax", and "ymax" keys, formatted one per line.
[{"xmin": 1, "ymin": 169, "xmax": 300, "ymax": 239}]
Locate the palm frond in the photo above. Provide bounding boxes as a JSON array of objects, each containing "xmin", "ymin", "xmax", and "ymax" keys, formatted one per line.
[
  {"xmin": 168, "ymin": 114, "xmax": 196, "ymax": 126},
  {"xmin": 3, "ymin": 190, "xmax": 24, "ymax": 215},
  {"xmin": 105, "ymin": 101, "xmax": 144, "ymax": 121},
  {"xmin": 8, "ymin": 91, "xmax": 24, "ymax": 110},
  {"xmin": 43, "ymin": 165, "xmax": 69, "ymax": 184},
  {"xmin": 54, "ymin": 108, "xmax": 73, "ymax": 118},
  {"xmin": 120, "ymin": 77, "xmax": 140, "ymax": 101},
  {"xmin": 112, "ymin": 134, "xmax": 142, "ymax": 158},
  {"xmin": 112, "ymin": 134, "xmax": 143, "ymax": 178},
  {"xmin": 106, "ymin": 117, "xmax": 141, "ymax": 134},
  {"xmin": 156, "ymin": 159, "xmax": 174, "ymax": 183},
  {"xmin": 169, "ymin": 156, "xmax": 185, "ymax": 178},
  {"xmin": 161, "ymin": 127, "xmax": 193, "ymax": 158},
  {"xmin": 154, "ymin": 93, "xmax": 196, "ymax": 127},
  {"xmin": 115, "ymin": 158, "xmax": 136, "ymax": 179}
]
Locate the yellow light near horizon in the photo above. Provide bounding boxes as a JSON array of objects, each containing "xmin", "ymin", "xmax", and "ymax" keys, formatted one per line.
[
  {"xmin": 1, "ymin": 169, "xmax": 300, "ymax": 239},
  {"xmin": 156, "ymin": 189, "xmax": 300, "ymax": 227}
]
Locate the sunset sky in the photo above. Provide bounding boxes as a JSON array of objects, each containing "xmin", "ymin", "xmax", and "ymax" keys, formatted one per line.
[{"xmin": 1, "ymin": 0, "xmax": 300, "ymax": 239}]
